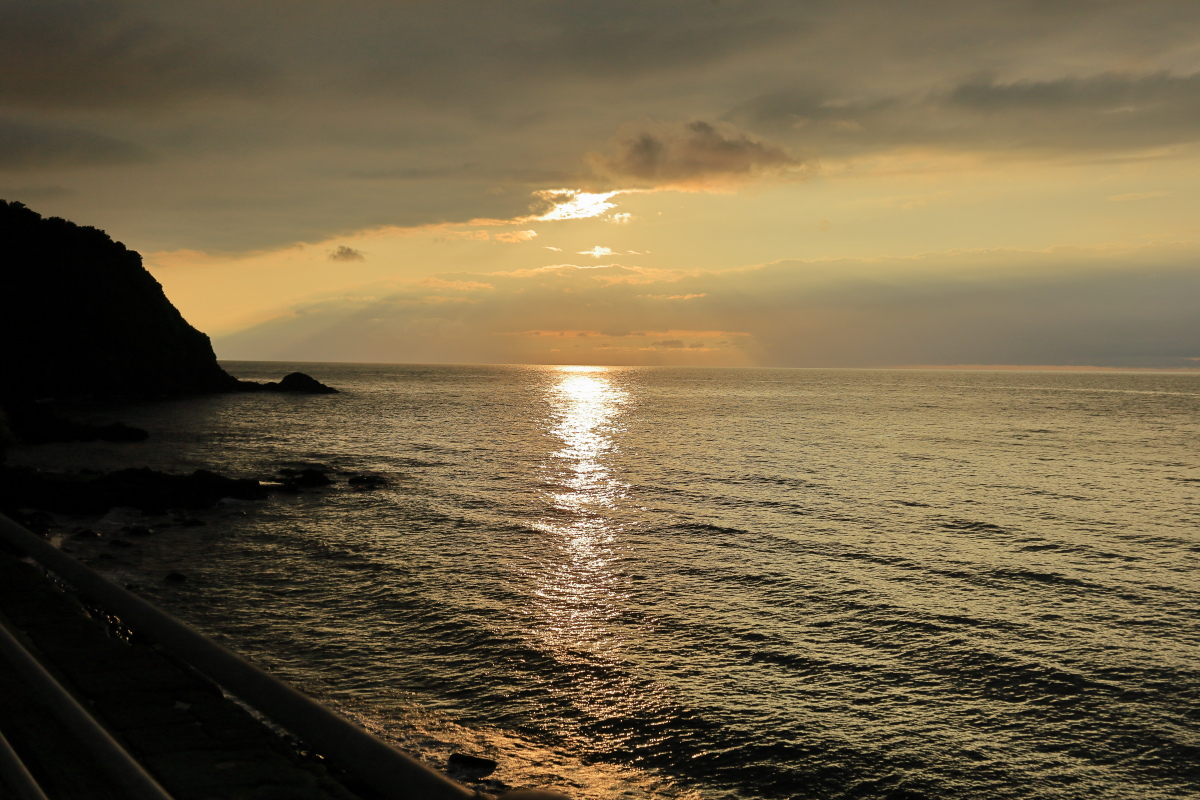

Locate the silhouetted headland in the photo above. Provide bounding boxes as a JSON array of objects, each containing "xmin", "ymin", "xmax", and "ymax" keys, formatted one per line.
[
  {"xmin": 0, "ymin": 197, "xmax": 333, "ymax": 401},
  {"xmin": 0, "ymin": 200, "xmax": 239, "ymax": 400},
  {"xmin": 0, "ymin": 200, "xmax": 337, "ymax": 517}
]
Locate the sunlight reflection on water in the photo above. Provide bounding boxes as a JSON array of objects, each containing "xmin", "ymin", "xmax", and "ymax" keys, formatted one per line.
[{"xmin": 533, "ymin": 366, "xmax": 630, "ymax": 659}]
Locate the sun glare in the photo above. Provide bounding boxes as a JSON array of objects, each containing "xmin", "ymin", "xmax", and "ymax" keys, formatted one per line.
[
  {"xmin": 534, "ymin": 190, "xmax": 625, "ymax": 221},
  {"xmin": 557, "ymin": 365, "xmax": 609, "ymax": 373}
]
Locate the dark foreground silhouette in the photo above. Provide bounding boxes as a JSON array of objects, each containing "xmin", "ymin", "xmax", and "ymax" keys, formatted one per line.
[
  {"xmin": 0, "ymin": 200, "xmax": 340, "ymax": 519},
  {"xmin": 0, "ymin": 199, "xmax": 335, "ymax": 447},
  {"xmin": 0, "ymin": 200, "xmax": 237, "ymax": 399}
]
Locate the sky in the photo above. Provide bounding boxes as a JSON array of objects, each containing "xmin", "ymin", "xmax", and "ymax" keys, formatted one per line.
[{"xmin": 3, "ymin": 0, "xmax": 1200, "ymax": 369}]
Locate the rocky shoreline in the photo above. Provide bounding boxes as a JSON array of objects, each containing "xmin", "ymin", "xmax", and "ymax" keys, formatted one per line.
[
  {"xmin": 1, "ymin": 460, "xmax": 390, "ymax": 532},
  {"xmin": 2, "ymin": 371, "xmax": 336, "ymax": 444},
  {"xmin": 0, "ymin": 200, "xmax": 345, "ymax": 521},
  {"xmin": 0, "ymin": 367, "xmax": 351, "ymax": 528}
]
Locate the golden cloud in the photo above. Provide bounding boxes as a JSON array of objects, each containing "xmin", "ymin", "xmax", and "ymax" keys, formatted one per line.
[{"xmin": 492, "ymin": 229, "xmax": 538, "ymax": 243}]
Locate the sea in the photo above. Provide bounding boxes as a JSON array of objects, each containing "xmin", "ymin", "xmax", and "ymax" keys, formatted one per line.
[{"xmin": 11, "ymin": 363, "xmax": 1200, "ymax": 800}]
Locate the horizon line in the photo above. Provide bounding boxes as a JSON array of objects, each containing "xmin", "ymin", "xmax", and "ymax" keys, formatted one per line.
[{"xmin": 214, "ymin": 358, "xmax": 1200, "ymax": 374}]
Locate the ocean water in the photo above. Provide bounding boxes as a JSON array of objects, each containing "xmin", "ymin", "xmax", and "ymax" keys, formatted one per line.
[{"xmin": 14, "ymin": 363, "xmax": 1200, "ymax": 800}]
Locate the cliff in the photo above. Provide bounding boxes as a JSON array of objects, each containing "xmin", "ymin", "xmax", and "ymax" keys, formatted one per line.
[{"xmin": 0, "ymin": 200, "xmax": 239, "ymax": 401}]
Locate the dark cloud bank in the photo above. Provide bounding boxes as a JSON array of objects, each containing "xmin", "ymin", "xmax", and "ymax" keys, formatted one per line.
[
  {"xmin": 736, "ymin": 70, "xmax": 1200, "ymax": 154},
  {"xmin": 0, "ymin": 0, "xmax": 269, "ymax": 110},
  {"xmin": 0, "ymin": 118, "xmax": 147, "ymax": 171},
  {"xmin": 5, "ymin": 1, "xmax": 1200, "ymax": 249}
]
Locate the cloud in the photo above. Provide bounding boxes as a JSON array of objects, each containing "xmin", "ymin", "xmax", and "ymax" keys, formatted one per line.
[
  {"xmin": 419, "ymin": 278, "xmax": 494, "ymax": 291},
  {"xmin": 353, "ymin": 1, "xmax": 802, "ymax": 100},
  {"xmin": 494, "ymin": 264, "xmax": 681, "ymax": 285},
  {"xmin": 588, "ymin": 120, "xmax": 806, "ymax": 189},
  {"xmin": 440, "ymin": 230, "xmax": 492, "ymax": 242},
  {"xmin": 0, "ymin": 119, "xmax": 147, "ymax": 170},
  {"xmin": 946, "ymin": 71, "xmax": 1200, "ymax": 114},
  {"xmin": 0, "ymin": 1, "xmax": 270, "ymax": 110},
  {"xmin": 8, "ymin": 1, "xmax": 1200, "ymax": 252},
  {"xmin": 506, "ymin": 4, "xmax": 800, "ymax": 81},
  {"xmin": 941, "ymin": 71, "xmax": 1200, "ymax": 150},
  {"xmin": 328, "ymin": 245, "xmax": 365, "ymax": 261},
  {"xmin": 406, "ymin": 226, "xmax": 538, "ymax": 243},
  {"xmin": 0, "ymin": 184, "xmax": 71, "ymax": 201},
  {"xmin": 214, "ymin": 243, "xmax": 1200, "ymax": 369},
  {"xmin": 739, "ymin": 69, "xmax": 1200, "ymax": 157},
  {"xmin": 1107, "ymin": 191, "xmax": 1171, "ymax": 202},
  {"xmin": 579, "ymin": 246, "xmax": 615, "ymax": 258},
  {"xmin": 492, "ymin": 229, "xmax": 537, "ymax": 243}
]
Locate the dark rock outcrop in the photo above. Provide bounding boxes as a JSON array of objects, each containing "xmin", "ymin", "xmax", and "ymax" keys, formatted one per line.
[
  {"xmin": 0, "ymin": 466, "xmax": 267, "ymax": 515},
  {"xmin": 277, "ymin": 467, "xmax": 333, "ymax": 491},
  {"xmin": 447, "ymin": 753, "xmax": 498, "ymax": 778},
  {"xmin": 0, "ymin": 200, "xmax": 240, "ymax": 401},
  {"xmin": 1, "ymin": 397, "xmax": 148, "ymax": 444},
  {"xmin": 238, "ymin": 372, "xmax": 338, "ymax": 394},
  {"xmin": 347, "ymin": 473, "xmax": 389, "ymax": 490}
]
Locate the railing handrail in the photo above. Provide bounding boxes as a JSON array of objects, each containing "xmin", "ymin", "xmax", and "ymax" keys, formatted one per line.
[
  {"xmin": 0, "ymin": 513, "xmax": 479, "ymax": 800},
  {"xmin": 0, "ymin": 728, "xmax": 52, "ymax": 800},
  {"xmin": 0, "ymin": 621, "xmax": 173, "ymax": 800}
]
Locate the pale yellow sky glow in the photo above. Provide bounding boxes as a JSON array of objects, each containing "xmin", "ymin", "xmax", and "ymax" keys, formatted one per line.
[
  {"xmin": 148, "ymin": 148, "xmax": 1200, "ymax": 372},
  {"xmin": 4, "ymin": 1, "xmax": 1200, "ymax": 368}
]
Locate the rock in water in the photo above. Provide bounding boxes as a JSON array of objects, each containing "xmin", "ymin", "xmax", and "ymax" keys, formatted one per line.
[
  {"xmin": 276, "ymin": 372, "xmax": 338, "ymax": 393},
  {"xmin": 0, "ymin": 465, "xmax": 267, "ymax": 514},
  {"xmin": 278, "ymin": 467, "xmax": 333, "ymax": 488},
  {"xmin": 347, "ymin": 474, "xmax": 388, "ymax": 490},
  {"xmin": 237, "ymin": 372, "xmax": 339, "ymax": 394},
  {"xmin": 447, "ymin": 753, "xmax": 498, "ymax": 777}
]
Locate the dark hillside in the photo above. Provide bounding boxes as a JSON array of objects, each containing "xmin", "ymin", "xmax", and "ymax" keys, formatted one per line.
[{"xmin": 0, "ymin": 200, "xmax": 238, "ymax": 400}]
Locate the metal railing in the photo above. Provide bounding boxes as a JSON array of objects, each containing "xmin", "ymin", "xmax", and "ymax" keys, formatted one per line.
[
  {"xmin": 0, "ymin": 728, "xmax": 51, "ymax": 800},
  {"xmin": 0, "ymin": 512, "xmax": 482, "ymax": 800},
  {"xmin": 0, "ymin": 620, "xmax": 173, "ymax": 800}
]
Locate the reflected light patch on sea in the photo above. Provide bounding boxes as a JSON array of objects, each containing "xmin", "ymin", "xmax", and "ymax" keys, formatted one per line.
[{"xmin": 529, "ymin": 367, "xmax": 644, "ymax": 739}]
